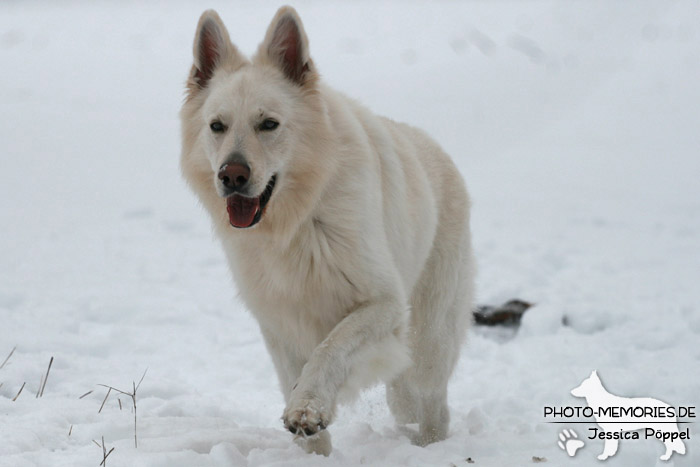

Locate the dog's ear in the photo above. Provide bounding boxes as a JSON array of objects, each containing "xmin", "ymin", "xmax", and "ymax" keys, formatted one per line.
[
  {"xmin": 189, "ymin": 10, "xmax": 242, "ymax": 92},
  {"xmin": 258, "ymin": 6, "xmax": 316, "ymax": 86}
]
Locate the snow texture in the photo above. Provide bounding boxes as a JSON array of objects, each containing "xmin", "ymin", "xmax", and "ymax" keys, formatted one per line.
[{"xmin": 1, "ymin": 1, "xmax": 699, "ymax": 466}]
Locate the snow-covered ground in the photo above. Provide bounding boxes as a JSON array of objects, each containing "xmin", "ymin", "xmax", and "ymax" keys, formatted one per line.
[{"xmin": 1, "ymin": 1, "xmax": 699, "ymax": 466}]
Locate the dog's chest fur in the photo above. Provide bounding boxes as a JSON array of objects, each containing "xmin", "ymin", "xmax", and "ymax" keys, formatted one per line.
[{"xmin": 223, "ymin": 215, "xmax": 366, "ymax": 356}]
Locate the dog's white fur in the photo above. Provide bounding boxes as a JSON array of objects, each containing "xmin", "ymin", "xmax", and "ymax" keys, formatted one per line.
[{"xmin": 180, "ymin": 6, "xmax": 474, "ymax": 455}]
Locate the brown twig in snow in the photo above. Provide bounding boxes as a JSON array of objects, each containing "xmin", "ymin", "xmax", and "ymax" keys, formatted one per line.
[
  {"xmin": 92, "ymin": 436, "xmax": 115, "ymax": 466},
  {"xmin": 98, "ymin": 387, "xmax": 111, "ymax": 413},
  {"xmin": 136, "ymin": 368, "xmax": 147, "ymax": 392},
  {"xmin": 103, "ymin": 446, "xmax": 115, "ymax": 465},
  {"xmin": 39, "ymin": 356, "xmax": 53, "ymax": 397},
  {"xmin": 79, "ymin": 390, "xmax": 94, "ymax": 399},
  {"xmin": 98, "ymin": 368, "xmax": 147, "ymax": 449},
  {"xmin": 36, "ymin": 356, "xmax": 54, "ymax": 398},
  {"xmin": 99, "ymin": 436, "xmax": 115, "ymax": 466},
  {"xmin": 0, "ymin": 346, "xmax": 16, "ymax": 369},
  {"xmin": 12, "ymin": 382, "xmax": 25, "ymax": 401}
]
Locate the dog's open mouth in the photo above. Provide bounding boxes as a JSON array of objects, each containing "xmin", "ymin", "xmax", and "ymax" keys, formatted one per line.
[{"xmin": 226, "ymin": 175, "xmax": 277, "ymax": 228}]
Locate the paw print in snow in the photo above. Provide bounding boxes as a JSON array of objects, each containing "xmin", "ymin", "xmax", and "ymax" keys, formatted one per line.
[{"xmin": 558, "ymin": 428, "xmax": 584, "ymax": 457}]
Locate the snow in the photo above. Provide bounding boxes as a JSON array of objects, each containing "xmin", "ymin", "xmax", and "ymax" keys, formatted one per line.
[{"xmin": 1, "ymin": 1, "xmax": 699, "ymax": 466}]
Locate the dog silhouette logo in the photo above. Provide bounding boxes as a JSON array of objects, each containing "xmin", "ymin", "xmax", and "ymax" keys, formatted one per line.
[{"xmin": 570, "ymin": 370, "xmax": 687, "ymax": 461}]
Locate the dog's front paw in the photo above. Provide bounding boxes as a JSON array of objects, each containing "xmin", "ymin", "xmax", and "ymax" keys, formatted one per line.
[{"xmin": 283, "ymin": 393, "xmax": 331, "ymax": 437}]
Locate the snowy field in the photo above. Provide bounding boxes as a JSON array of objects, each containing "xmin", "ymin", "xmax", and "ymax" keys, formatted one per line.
[{"xmin": 1, "ymin": 1, "xmax": 699, "ymax": 466}]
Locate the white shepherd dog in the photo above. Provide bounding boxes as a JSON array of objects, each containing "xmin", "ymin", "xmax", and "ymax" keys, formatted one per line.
[{"xmin": 180, "ymin": 6, "xmax": 475, "ymax": 455}]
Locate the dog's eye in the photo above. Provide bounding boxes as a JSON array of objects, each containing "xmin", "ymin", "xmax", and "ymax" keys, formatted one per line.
[
  {"xmin": 259, "ymin": 119, "xmax": 279, "ymax": 131},
  {"xmin": 210, "ymin": 121, "xmax": 226, "ymax": 133}
]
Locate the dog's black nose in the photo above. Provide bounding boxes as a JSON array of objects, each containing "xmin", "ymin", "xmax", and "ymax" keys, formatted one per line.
[{"xmin": 218, "ymin": 163, "xmax": 250, "ymax": 191}]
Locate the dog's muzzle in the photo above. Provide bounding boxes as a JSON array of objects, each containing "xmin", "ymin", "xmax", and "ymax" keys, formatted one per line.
[{"xmin": 224, "ymin": 174, "xmax": 277, "ymax": 228}]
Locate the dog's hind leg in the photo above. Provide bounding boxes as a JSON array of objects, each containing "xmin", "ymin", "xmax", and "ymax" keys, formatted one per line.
[
  {"xmin": 386, "ymin": 372, "xmax": 450, "ymax": 445},
  {"xmin": 415, "ymin": 386, "xmax": 450, "ymax": 445},
  {"xmin": 410, "ymin": 295, "xmax": 465, "ymax": 446},
  {"xmin": 396, "ymin": 222, "xmax": 474, "ymax": 446},
  {"xmin": 387, "ymin": 371, "xmax": 421, "ymax": 424},
  {"xmin": 389, "ymin": 299, "xmax": 463, "ymax": 446}
]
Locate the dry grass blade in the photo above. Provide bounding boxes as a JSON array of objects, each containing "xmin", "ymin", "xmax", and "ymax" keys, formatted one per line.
[
  {"xmin": 101, "ymin": 447, "xmax": 115, "ymax": 466},
  {"xmin": 36, "ymin": 375, "xmax": 43, "ymax": 398},
  {"xmin": 0, "ymin": 346, "xmax": 16, "ymax": 369},
  {"xmin": 68, "ymin": 424, "xmax": 73, "ymax": 436},
  {"xmin": 12, "ymin": 382, "xmax": 25, "ymax": 401},
  {"xmin": 133, "ymin": 381, "xmax": 138, "ymax": 449},
  {"xmin": 98, "ymin": 387, "xmax": 112, "ymax": 413},
  {"xmin": 79, "ymin": 390, "xmax": 94, "ymax": 399},
  {"xmin": 96, "ymin": 436, "xmax": 115, "ymax": 467},
  {"xmin": 100, "ymin": 447, "xmax": 115, "ymax": 466},
  {"xmin": 97, "ymin": 384, "xmax": 131, "ymax": 397},
  {"xmin": 135, "ymin": 368, "xmax": 148, "ymax": 392},
  {"xmin": 39, "ymin": 356, "xmax": 53, "ymax": 397},
  {"xmin": 98, "ymin": 368, "xmax": 147, "ymax": 449}
]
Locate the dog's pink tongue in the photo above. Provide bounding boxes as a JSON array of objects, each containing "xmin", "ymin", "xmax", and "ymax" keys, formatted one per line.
[{"xmin": 226, "ymin": 194, "xmax": 260, "ymax": 228}]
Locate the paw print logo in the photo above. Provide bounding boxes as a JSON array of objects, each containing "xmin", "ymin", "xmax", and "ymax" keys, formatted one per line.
[{"xmin": 558, "ymin": 428, "xmax": 585, "ymax": 457}]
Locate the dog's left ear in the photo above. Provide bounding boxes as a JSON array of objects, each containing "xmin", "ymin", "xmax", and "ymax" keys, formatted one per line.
[{"xmin": 258, "ymin": 6, "xmax": 316, "ymax": 86}]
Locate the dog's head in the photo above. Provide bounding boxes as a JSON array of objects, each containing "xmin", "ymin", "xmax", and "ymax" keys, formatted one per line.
[
  {"xmin": 180, "ymin": 7, "xmax": 331, "ymax": 232},
  {"xmin": 570, "ymin": 370, "xmax": 602, "ymax": 398}
]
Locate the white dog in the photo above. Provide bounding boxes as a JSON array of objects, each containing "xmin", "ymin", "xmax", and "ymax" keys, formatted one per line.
[{"xmin": 180, "ymin": 6, "xmax": 474, "ymax": 455}]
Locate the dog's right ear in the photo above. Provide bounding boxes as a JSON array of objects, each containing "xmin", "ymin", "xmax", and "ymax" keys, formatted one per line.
[{"xmin": 188, "ymin": 10, "xmax": 242, "ymax": 93}]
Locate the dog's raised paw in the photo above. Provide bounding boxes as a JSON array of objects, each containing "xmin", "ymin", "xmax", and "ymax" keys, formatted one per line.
[{"xmin": 283, "ymin": 396, "xmax": 330, "ymax": 438}]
